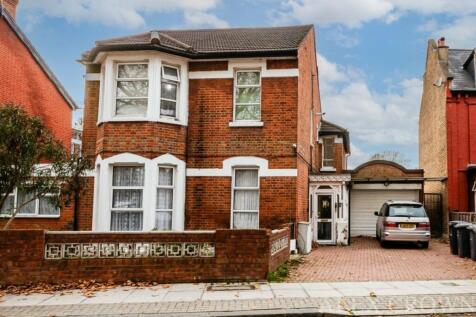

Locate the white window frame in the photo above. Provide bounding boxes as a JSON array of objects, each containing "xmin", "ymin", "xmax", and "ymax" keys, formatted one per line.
[
  {"xmin": 0, "ymin": 188, "xmax": 60, "ymax": 218},
  {"xmin": 160, "ymin": 65, "xmax": 180, "ymax": 119},
  {"xmin": 233, "ymin": 69, "xmax": 262, "ymax": 123},
  {"xmin": 231, "ymin": 167, "xmax": 260, "ymax": 229},
  {"xmin": 110, "ymin": 165, "xmax": 145, "ymax": 231},
  {"xmin": 321, "ymin": 137, "xmax": 336, "ymax": 170},
  {"xmin": 155, "ymin": 165, "xmax": 175, "ymax": 230},
  {"xmin": 114, "ymin": 62, "xmax": 149, "ymax": 118},
  {"xmin": 100, "ymin": 53, "xmax": 189, "ymax": 126}
]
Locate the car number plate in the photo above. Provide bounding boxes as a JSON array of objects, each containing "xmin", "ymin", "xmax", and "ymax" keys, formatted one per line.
[{"xmin": 400, "ymin": 223, "xmax": 416, "ymax": 229}]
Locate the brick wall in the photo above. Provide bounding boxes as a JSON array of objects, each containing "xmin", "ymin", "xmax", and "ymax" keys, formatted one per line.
[
  {"xmin": 0, "ymin": 227, "xmax": 290, "ymax": 285},
  {"xmin": 96, "ymin": 122, "xmax": 187, "ymax": 160},
  {"xmin": 82, "ymin": 78, "xmax": 100, "ymax": 160},
  {"xmin": 189, "ymin": 61, "xmax": 228, "ymax": 71},
  {"xmin": 187, "ymin": 76, "xmax": 298, "ymax": 168},
  {"xmin": 185, "ymin": 177, "xmax": 296, "ymax": 230},
  {"xmin": 419, "ymin": 39, "xmax": 449, "ymax": 219},
  {"xmin": 0, "ymin": 18, "xmax": 72, "ymax": 150},
  {"xmin": 352, "ymin": 161, "xmax": 423, "ymax": 179},
  {"xmin": 295, "ymin": 28, "xmax": 319, "ymax": 226}
]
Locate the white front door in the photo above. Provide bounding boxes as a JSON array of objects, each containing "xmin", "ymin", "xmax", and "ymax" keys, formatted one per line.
[{"xmin": 316, "ymin": 193, "xmax": 335, "ymax": 244}]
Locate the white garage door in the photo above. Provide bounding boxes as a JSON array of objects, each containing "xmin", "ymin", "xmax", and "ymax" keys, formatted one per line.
[{"xmin": 350, "ymin": 190, "xmax": 420, "ymax": 237}]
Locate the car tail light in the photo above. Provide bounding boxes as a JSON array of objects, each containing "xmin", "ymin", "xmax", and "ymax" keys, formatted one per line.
[
  {"xmin": 384, "ymin": 221, "xmax": 397, "ymax": 228},
  {"xmin": 418, "ymin": 222, "xmax": 430, "ymax": 229}
]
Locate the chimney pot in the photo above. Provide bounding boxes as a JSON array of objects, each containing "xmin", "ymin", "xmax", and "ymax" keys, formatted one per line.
[
  {"xmin": 2, "ymin": 0, "xmax": 19, "ymax": 20},
  {"xmin": 438, "ymin": 37, "xmax": 447, "ymax": 47}
]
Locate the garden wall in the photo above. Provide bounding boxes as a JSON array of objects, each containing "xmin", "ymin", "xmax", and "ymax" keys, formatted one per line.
[{"xmin": 0, "ymin": 227, "xmax": 290, "ymax": 285}]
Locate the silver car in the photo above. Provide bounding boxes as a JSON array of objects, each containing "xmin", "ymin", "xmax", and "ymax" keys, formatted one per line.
[{"xmin": 375, "ymin": 201, "xmax": 431, "ymax": 248}]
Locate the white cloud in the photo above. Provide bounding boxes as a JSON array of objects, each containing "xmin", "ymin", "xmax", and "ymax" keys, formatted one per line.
[
  {"xmin": 318, "ymin": 54, "xmax": 422, "ymax": 149},
  {"xmin": 184, "ymin": 11, "xmax": 229, "ymax": 28},
  {"xmin": 278, "ymin": 0, "xmax": 476, "ymax": 29},
  {"xmin": 20, "ymin": 0, "xmax": 225, "ymax": 29},
  {"xmin": 431, "ymin": 16, "xmax": 476, "ymax": 48},
  {"xmin": 280, "ymin": 0, "xmax": 394, "ymax": 28}
]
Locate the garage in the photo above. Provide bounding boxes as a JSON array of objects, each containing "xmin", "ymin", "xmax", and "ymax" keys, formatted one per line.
[{"xmin": 349, "ymin": 160, "xmax": 424, "ymax": 237}]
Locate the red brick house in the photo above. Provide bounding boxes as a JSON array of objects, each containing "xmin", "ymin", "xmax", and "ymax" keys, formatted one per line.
[
  {"xmin": 78, "ymin": 25, "xmax": 321, "ymax": 241},
  {"xmin": 420, "ymin": 38, "xmax": 476, "ymax": 225},
  {"xmin": 0, "ymin": 1, "xmax": 77, "ymax": 229}
]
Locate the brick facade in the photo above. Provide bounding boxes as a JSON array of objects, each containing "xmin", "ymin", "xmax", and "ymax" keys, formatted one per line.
[
  {"xmin": 77, "ymin": 26, "xmax": 319, "ymax": 237},
  {"xmin": 0, "ymin": 228, "xmax": 290, "ymax": 285}
]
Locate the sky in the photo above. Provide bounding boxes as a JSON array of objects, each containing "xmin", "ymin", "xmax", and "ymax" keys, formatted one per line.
[{"xmin": 14, "ymin": 0, "xmax": 476, "ymax": 168}]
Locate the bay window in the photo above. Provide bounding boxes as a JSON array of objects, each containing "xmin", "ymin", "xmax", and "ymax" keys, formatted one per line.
[
  {"xmin": 155, "ymin": 166, "xmax": 174, "ymax": 230},
  {"xmin": 234, "ymin": 71, "xmax": 261, "ymax": 121},
  {"xmin": 0, "ymin": 189, "xmax": 59, "ymax": 217},
  {"xmin": 232, "ymin": 169, "xmax": 259, "ymax": 229},
  {"xmin": 115, "ymin": 63, "xmax": 149, "ymax": 117},
  {"xmin": 111, "ymin": 166, "xmax": 144, "ymax": 231}
]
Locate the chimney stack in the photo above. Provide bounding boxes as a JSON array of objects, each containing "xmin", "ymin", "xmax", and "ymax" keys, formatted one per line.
[
  {"xmin": 437, "ymin": 36, "xmax": 449, "ymax": 62},
  {"xmin": 1, "ymin": 0, "xmax": 19, "ymax": 20}
]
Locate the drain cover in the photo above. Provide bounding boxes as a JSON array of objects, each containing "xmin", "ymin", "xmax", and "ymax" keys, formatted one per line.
[{"xmin": 207, "ymin": 283, "xmax": 256, "ymax": 291}]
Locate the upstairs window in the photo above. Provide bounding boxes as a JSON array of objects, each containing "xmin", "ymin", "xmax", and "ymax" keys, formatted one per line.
[
  {"xmin": 234, "ymin": 71, "xmax": 261, "ymax": 121},
  {"xmin": 111, "ymin": 166, "xmax": 144, "ymax": 231},
  {"xmin": 155, "ymin": 166, "xmax": 174, "ymax": 230},
  {"xmin": 160, "ymin": 65, "xmax": 180, "ymax": 118},
  {"xmin": 115, "ymin": 63, "xmax": 149, "ymax": 117},
  {"xmin": 322, "ymin": 137, "xmax": 335, "ymax": 168},
  {"xmin": 232, "ymin": 169, "xmax": 259, "ymax": 229}
]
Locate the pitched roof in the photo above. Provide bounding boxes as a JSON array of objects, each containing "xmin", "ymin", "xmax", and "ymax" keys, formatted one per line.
[
  {"xmin": 319, "ymin": 120, "xmax": 350, "ymax": 153},
  {"xmin": 0, "ymin": 6, "xmax": 77, "ymax": 109},
  {"xmin": 448, "ymin": 49, "xmax": 476, "ymax": 91},
  {"xmin": 81, "ymin": 25, "xmax": 314, "ymax": 62}
]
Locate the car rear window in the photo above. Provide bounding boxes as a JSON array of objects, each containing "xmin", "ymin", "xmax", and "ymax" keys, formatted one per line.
[{"xmin": 388, "ymin": 205, "xmax": 427, "ymax": 217}]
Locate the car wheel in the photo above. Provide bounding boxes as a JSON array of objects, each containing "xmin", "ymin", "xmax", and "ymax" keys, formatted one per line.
[
  {"xmin": 380, "ymin": 239, "xmax": 387, "ymax": 248},
  {"xmin": 420, "ymin": 242, "xmax": 429, "ymax": 249}
]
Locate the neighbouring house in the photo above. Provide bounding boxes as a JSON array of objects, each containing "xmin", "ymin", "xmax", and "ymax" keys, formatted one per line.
[
  {"xmin": 309, "ymin": 120, "xmax": 351, "ymax": 245},
  {"xmin": 78, "ymin": 25, "xmax": 320, "ymax": 248},
  {"xmin": 420, "ymin": 37, "xmax": 476, "ymax": 229},
  {"xmin": 0, "ymin": 0, "xmax": 77, "ymax": 229}
]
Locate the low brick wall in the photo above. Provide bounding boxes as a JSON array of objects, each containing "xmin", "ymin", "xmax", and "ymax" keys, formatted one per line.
[{"xmin": 0, "ymin": 227, "xmax": 290, "ymax": 285}]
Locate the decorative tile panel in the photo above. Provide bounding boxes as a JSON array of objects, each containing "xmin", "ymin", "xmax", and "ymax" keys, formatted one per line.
[
  {"xmin": 81, "ymin": 243, "xmax": 98, "ymax": 258},
  {"xmin": 271, "ymin": 236, "xmax": 289, "ymax": 256},
  {"xmin": 150, "ymin": 243, "xmax": 167, "ymax": 257},
  {"xmin": 200, "ymin": 243, "xmax": 215, "ymax": 257},
  {"xmin": 45, "ymin": 243, "xmax": 63, "ymax": 259},
  {"xmin": 116, "ymin": 243, "xmax": 134, "ymax": 258},
  {"xmin": 63, "ymin": 243, "xmax": 81, "ymax": 259},
  {"xmin": 183, "ymin": 243, "xmax": 199, "ymax": 257},
  {"xmin": 167, "ymin": 243, "xmax": 183, "ymax": 257},
  {"xmin": 99, "ymin": 243, "xmax": 116, "ymax": 258},
  {"xmin": 45, "ymin": 242, "xmax": 215, "ymax": 260}
]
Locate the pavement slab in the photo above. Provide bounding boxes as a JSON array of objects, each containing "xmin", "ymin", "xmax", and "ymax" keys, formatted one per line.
[{"xmin": 1, "ymin": 280, "xmax": 476, "ymax": 316}]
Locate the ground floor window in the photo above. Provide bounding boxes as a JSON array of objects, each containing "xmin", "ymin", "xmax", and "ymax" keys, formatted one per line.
[
  {"xmin": 111, "ymin": 166, "xmax": 144, "ymax": 231},
  {"xmin": 232, "ymin": 168, "xmax": 259, "ymax": 229},
  {"xmin": 155, "ymin": 166, "xmax": 174, "ymax": 230},
  {"xmin": 0, "ymin": 188, "xmax": 59, "ymax": 217}
]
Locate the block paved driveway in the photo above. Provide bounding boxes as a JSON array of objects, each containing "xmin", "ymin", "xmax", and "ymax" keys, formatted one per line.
[{"xmin": 288, "ymin": 237, "xmax": 476, "ymax": 282}]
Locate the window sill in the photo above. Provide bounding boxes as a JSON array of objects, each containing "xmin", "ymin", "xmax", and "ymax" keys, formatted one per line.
[
  {"xmin": 0, "ymin": 215, "xmax": 60, "ymax": 219},
  {"xmin": 320, "ymin": 167, "xmax": 337, "ymax": 172},
  {"xmin": 229, "ymin": 121, "xmax": 264, "ymax": 128},
  {"xmin": 99, "ymin": 117, "xmax": 186, "ymax": 126}
]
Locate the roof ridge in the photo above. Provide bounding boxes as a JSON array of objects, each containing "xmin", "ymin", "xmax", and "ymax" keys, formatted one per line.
[{"xmin": 154, "ymin": 24, "xmax": 314, "ymax": 33}]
